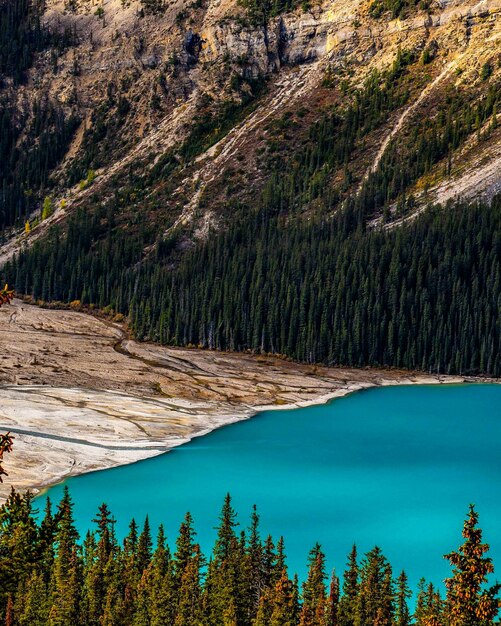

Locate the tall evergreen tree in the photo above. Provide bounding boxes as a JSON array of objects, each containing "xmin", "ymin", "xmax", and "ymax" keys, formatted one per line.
[
  {"xmin": 48, "ymin": 488, "xmax": 82, "ymax": 626},
  {"xmin": 299, "ymin": 544, "xmax": 327, "ymax": 626},
  {"xmin": 325, "ymin": 571, "xmax": 340, "ymax": 626},
  {"xmin": 444, "ymin": 505, "xmax": 500, "ymax": 626},
  {"xmin": 0, "ymin": 489, "xmax": 39, "ymax": 603},
  {"xmin": 414, "ymin": 579, "xmax": 443, "ymax": 626},
  {"xmin": 137, "ymin": 516, "xmax": 153, "ymax": 574},
  {"xmin": 355, "ymin": 547, "xmax": 394, "ymax": 626},
  {"xmin": 395, "ymin": 571, "xmax": 412, "ymax": 626},
  {"xmin": 338, "ymin": 545, "xmax": 359, "ymax": 626}
]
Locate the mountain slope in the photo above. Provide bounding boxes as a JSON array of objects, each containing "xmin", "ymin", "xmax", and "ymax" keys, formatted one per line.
[
  {"xmin": 0, "ymin": 0, "xmax": 500, "ymax": 375},
  {"xmin": 0, "ymin": 0, "xmax": 499, "ymax": 246}
]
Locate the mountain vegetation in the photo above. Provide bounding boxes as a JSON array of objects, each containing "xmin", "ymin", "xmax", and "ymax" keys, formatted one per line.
[
  {"xmin": 0, "ymin": 0, "xmax": 500, "ymax": 378},
  {"xmin": 0, "ymin": 491, "xmax": 498, "ymax": 626},
  {"xmin": 7, "ymin": 194, "xmax": 501, "ymax": 376}
]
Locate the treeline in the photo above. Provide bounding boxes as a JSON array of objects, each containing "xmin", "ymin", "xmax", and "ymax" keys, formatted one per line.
[
  {"xmin": 129, "ymin": 198, "xmax": 501, "ymax": 375},
  {"xmin": 7, "ymin": 197, "xmax": 501, "ymax": 376},
  {"xmin": 0, "ymin": 490, "xmax": 498, "ymax": 626}
]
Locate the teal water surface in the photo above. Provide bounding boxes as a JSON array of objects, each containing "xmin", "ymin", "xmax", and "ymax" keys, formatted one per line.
[{"xmin": 38, "ymin": 384, "xmax": 501, "ymax": 591}]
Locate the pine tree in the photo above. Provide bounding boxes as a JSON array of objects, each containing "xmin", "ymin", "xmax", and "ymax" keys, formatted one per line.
[
  {"xmin": 149, "ymin": 525, "xmax": 173, "ymax": 626},
  {"xmin": 414, "ymin": 580, "xmax": 443, "ymax": 626},
  {"xmin": 137, "ymin": 516, "xmax": 153, "ymax": 574},
  {"xmin": 355, "ymin": 546, "xmax": 394, "ymax": 626},
  {"xmin": 255, "ymin": 586, "xmax": 273, "ymax": 625},
  {"xmin": 18, "ymin": 571, "xmax": 49, "ymax": 626},
  {"xmin": 93, "ymin": 503, "xmax": 116, "ymax": 559},
  {"xmin": 338, "ymin": 545, "xmax": 359, "ymax": 626},
  {"xmin": 39, "ymin": 497, "xmax": 57, "ymax": 581},
  {"xmin": 0, "ymin": 489, "xmax": 39, "ymax": 602},
  {"xmin": 247, "ymin": 504, "xmax": 265, "ymax": 616},
  {"xmin": 174, "ymin": 512, "xmax": 198, "ymax": 586},
  {"xmin": 325, "ymin": 571, "xmax": 340, "ymax": 626},
  {"xmin": 83, "ymin": 503, "xmax": 117, "ymax": 626},
  {"xmin": 48, "ymin": 488, "xmax": 82, "ymax": 626},
  {"xmin": 133, "ymin": 569, "xmax": 151, "ymax": 626},
  {"xmin": 444, "ymin": 505, "xmax": 500, "ymax": 626},
  {"xmin": 395, "ymin": 571, "xmax": 411, "ymax": 626},
  {"xmin": 214, "ymin": 494, "xmax": 239, "ymax": 563},
  {"xmin": 266, "ymin": 568, "xmax": 299, "ymax": 626},
  {"xmin": 299, "ymin": 544, "xmax": 327, "ymax": 626},
  {"xmin": 204, "ymin": 495, "xmax": 241, "ymax": 625},
  {"xmin": 174, "ymin": 545, "xmax": 203, "ymax": 626}
]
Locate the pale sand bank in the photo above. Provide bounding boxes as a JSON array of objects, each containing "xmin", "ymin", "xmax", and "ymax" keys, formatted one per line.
[{"xmin": 0, "ymin": 300, "xmax": 493, "ymax": 501}]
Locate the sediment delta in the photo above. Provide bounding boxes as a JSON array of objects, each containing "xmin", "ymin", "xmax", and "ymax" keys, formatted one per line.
[{"xmin": 0, "ymin": 300, "xmax": 478, "ymax": 501}]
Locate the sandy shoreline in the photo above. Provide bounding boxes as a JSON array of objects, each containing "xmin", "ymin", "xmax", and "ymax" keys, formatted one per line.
[{"xmin": 0, "ymin": 299, "xmax": 497, "ymax": 502}]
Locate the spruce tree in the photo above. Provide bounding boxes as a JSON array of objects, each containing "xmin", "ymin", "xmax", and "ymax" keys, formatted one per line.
[
  {"xmin": 355, "ymin": 546, "xmax": 394, "ymax": 626},
  {"xmin": 325, "ymin": 571, "xmax": 340, "ymax": 626},
  {"xmin": 149, "ymin": 525, "xmax": 174, "ymax": 626},
  {"xmin": 247, "ymin": 504, "xmax": 265, "ymax": 616},
  {"xmin": 137, "ymin": 516, "xmax": 153, "ymax": 574},
  {"xmin": 18, "ymin": 571, "xmax": 49, "ymax": 626},
  {"xmin": 299, "ymin": 544, "xmax": 327, "ymax": 626},
  {"xmin": 338, "ymin": 545, "xmax": 359, "ymax": 626},
  {"xmin": 0, "ymin": 489, "xmax": 39, "ymax": 602},
  {"xmin": 174, "ymin": 545, "xmax": 203, "ymax": 626},
  {"xmin": 444, "ymin": 505, "xmax": 500, "ymax": 626},
  {"xmin": 395, "ymin": 571, "xmax": 412, "ymax": 626},
  {"xmin": 48, "ymin": 487, "xmax": 82, "ymax": 626},
  {"xmin": 414, "ymin": 580, "xmax": 443, "ymax": 626}
]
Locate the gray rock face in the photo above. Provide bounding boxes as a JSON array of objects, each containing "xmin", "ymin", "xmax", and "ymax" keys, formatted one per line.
[{"xmin": 199, "ymin": 9, "xmax": 356, "ymax": 74}]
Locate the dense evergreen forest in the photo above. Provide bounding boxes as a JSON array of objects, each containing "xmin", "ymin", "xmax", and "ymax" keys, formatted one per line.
[
  {"xmin": 0, "ymin": 490, "xmax": 498, "ymax": 626},
  {"xmin": 8, "ymin": 196, "xmax": 501, "ymax": 376}
]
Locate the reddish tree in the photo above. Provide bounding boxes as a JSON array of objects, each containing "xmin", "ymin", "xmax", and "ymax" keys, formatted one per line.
[
  {"xmin": 445, "ymin": 505, "xmax": 500, "ymax": 626},
  {"xmin": 0, "ymin": 284, "xmax": 14, "ymax": 307},
  {"xmin": 0, "ymin": 432, "xmax": 14, "ymax": 482}
]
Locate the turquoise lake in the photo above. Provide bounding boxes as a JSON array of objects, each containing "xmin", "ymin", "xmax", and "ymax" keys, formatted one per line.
[{"xmin": 38, "ymin": 384, "xmax": 501, "ymax": 592}]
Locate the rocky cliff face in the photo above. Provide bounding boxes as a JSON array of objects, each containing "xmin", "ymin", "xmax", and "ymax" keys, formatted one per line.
[{"xmin": 0, "ymin": 0, "xmax": 500, "ymax": 262}]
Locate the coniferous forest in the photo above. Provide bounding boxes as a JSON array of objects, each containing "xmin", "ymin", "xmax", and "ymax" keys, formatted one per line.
[
  {"xmin": 2, "ymin": 37, "xmax": 499, "ymax": 376},
  {"xmin": 0, "ymin": 489, "xmax": 499, "ymax": 626},
  {"xmin": 8, "ymin": 196, "xmax": 501, "ymax": 376}
]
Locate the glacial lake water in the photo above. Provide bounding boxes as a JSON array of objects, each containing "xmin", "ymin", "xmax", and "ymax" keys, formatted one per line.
[{"xmin": 38, "ymin": 384, "xmax": 501, "ymax": 592}]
